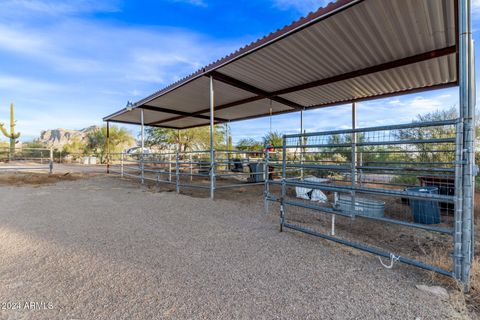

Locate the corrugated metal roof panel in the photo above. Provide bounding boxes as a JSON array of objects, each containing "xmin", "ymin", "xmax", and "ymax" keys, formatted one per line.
[
  {"xmin": 104, "ymin": 0, "xmax": 458, "ymax": 129},
  {"xmin": 145, "ymin": 76, "xmax": 255, "ymax": 113},
  {"xmin": 280, "ymin": 54, "xmax": 456, "ymax": 107},
  {"xmin": 111, "ymin": 108, "xmax": 176, "ymax": 125},
  {"xmin": 127, "ymin": 0, "xmax": 360, "ymax": 107},
  {"xmin": 159, "ymin": 117, "xmax": 211, "ymax": 129},
  {"xmin": 200, "ymin": 99, "xmax": 291, "ymax": 120},
  {"xmin": 216, "ymin": 0, "xmax": 455, "ymax": 92}
]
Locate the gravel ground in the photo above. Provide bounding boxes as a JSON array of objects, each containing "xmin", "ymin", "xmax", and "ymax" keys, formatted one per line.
[{"xmin": 0, "ymin": 175, "xmax": 464, "ymax": 319}]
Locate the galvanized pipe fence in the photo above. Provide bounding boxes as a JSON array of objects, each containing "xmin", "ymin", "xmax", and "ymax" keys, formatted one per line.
[
  {"xmin": 108, "ymin": 149, "xmax": 268, "ymax": 196},
  {"xmin": 0, "ymin": 147, "xmax": 53, "ymax": 173},
  {"xmin": 264, "ymin": 119, "xmax": 475, "ymax": 283}
]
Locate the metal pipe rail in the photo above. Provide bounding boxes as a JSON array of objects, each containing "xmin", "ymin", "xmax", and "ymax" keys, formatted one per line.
[
  {"xmin": 280, "ymin": 198, "xmax": 453, "ymax": 235},
  {"xmin": 283, "ymin": 223, "xmax": 453, "ymax": 277},
  {"xmin": 278, "ymin": 179, "xmax": 456, "ymax": 203},
  {"xmin": 265, "ymin": 119, "xmax": 466, "ymax": 282},
  {"xmin": 284, "ymin": 138, "xmax": 456, "ymax": 149},
  {"xmin": 0, "ymin": 147, "xmax": 54, "ymax": 174},
  {"xmin": 110, "ymin": 149, "xmax": 270, "ymax": 198},
  {"xmin": 284, "ymin": 119, "xmax": 458, "ymax": 139}
]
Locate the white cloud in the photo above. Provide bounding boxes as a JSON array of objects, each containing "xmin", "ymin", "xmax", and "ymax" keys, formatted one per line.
[
  {"xmin": 276, "ymin": 0, "xmax": 480, "ymax": 22},
  {"xmin": 171, "ymin": 0, "xmax": 207, "ymax": 7},
  {"xmin": 355, "ymin": 91, "xmax": 458, "ymax": 128},
  {"xmin": 0, "ymin": 75, "xmax": 61, "ymax": 92},
  {"xmin": 128, "ymin": 89, "xmax": 143, "ymax": 97},
  {"xmin": 470, "ymin": 0, "xmax": 480, "ymax": 21},
  {"xmin": 474, "ymin": 0, "xmax": 480, "ymax": 10},
  {"xmin": 0, "ymin": 25, "xmax": 48, "ymax": 53},
  {"xmin": 0, "ymin": 23, "xmax": 104, "ymax": 73},
  {"xmin": 272, "ymin": 0, "xmax": 330, "ymax": 14},
  {"xmin": 3, "ymin": 0, "xmax": 121, "ymax": 15},
  {"xmin": 230, "ymin": 89, "xmax": 460, "ymax": 144},
  {"xmin": 0, "ymin": 1, "xmax": 241, "ymax": 140},
  {"xmin": 275, "ymin": 0, "xmax": 480, "ymax": 19},
  {"xmin": 0, "ymin": 17, "xmax": 234, "ymax": 78}
]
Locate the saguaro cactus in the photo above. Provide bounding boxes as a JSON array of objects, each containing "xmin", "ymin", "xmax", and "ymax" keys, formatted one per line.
[{"xmin": 0, "ymin": 103, "xmax": 21, "ymax": 155}]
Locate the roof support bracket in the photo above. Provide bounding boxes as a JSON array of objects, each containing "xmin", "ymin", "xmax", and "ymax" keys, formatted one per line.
[
  {"xmin": 141, "ymin": 104, "xmax": 228, "ymax": 124},
  {"xmin": 208, "ymin": 71, "xmax": 304, "ymax": 110}
]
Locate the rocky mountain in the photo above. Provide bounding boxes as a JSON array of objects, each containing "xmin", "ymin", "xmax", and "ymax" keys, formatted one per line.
[{"xmin": 38, "ymin": 126, "xmax": 99, "ymax": 148}]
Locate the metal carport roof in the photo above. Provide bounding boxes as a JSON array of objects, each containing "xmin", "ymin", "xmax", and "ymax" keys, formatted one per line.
[{"xmin": 104, "ymin": 0, "xmax": 458, "ymax": 129}]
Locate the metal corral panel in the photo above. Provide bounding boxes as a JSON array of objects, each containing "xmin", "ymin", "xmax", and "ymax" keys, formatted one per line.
[{"xmin": 104, "ymin": 0, "xmax": 458, "ymax": 128}]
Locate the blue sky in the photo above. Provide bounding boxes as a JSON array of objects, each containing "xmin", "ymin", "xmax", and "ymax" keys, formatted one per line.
[{"xmin": 0, "ymin": 0, "xmax": 478, "ymax": 143}]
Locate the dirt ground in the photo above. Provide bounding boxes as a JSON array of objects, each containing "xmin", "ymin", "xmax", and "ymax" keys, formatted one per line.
[{"xmin": 0, "ymin": 172, "xmax": 475, "ymax": 319}]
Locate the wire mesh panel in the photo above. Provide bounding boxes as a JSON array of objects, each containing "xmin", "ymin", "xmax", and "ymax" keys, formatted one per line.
[{"xmin": 266, "ymin": 120, "xmax": 460, "ymax": 277}]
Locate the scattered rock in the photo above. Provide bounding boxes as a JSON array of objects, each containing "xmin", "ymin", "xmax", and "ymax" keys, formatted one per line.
[{"xmin": 416, "ymin": 284, "xmax": 449, "ymax": 299}]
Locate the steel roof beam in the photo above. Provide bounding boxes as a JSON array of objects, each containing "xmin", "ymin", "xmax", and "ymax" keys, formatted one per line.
[
  {"xmin": 208, "ymin": 71, "xmax": 304, "ymax": 110},
  {"xmin": 105, "ymin": 118, "xmax": 179, "ymax": 129},
  {"xmin": 148, "ymin": 96, "xmax": 264, "ymax": 126},
  {"xmin": 271, "ymin": 46, "xmax": 456, "ymax": 96},
  {"xmin": 169, "ymin": 81, "xmax": 457, "ymax": 130},
  {"xmin": 150, "ymin": 46, "xmax": 456, "ymax": 126},
  {"xmin": 140, "ymin": 104, "xmax": 228, "ymax": 123}
]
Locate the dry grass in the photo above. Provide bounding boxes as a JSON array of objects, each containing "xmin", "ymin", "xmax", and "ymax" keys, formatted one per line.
[
  {"xmin": 466, "ymin": 256, "xmax": 480, "ymax": 314},
  {"xmin": 422, "ymin": 244, "xmax": 480, "ymax": 317},
  {"xmin": 446, "ymin": 257, "xmax": 480, "ymax": 317},
  {"xmin": 470, "ymin": 193, "xmax": 480, "ymax": 315},
  {"xmin": 449, "ymin": 282, "xmax": 469, "ymax": 316},
  {"xmin": 423, "ymin": 246, "xmax": 454, "ymax": 282},
  {"xmin": 0, "ymin": 172, "xmax": 84, "ymax": 186}
]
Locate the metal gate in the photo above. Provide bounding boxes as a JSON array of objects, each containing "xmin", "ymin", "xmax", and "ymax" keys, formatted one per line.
[{"xmin": 265, "ymin": 119, "xmax": 474, "ymax": 282}]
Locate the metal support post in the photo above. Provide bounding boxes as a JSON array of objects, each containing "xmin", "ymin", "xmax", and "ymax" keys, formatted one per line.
[
  {"xmin": 264, "ymin": 149, "xmax": 270, "ymax": 214},
  {"xmin": 332, "ymin": 192, "xmax": 338, "ymax": 236},
  {"xmin": 225, "ymin": 123, "xmax": 230, "ymax": 171},
  {"xmin": 121, "ymin": 152, "xmax": 124, "ymax": 178},
  {"xmin": 351, "ymin": 102, "xmax": 357, "ymax": 215},
  {"xmin": 300, "ymin": 109, "xmax": 304, "ymax": 179},
  {"xmin": 49, "ymin": 147, "xmax": 53, "ymax": 174},
  {"xmin": 209, "ymin": 75, "xmax": 215, "ymax": 200},
  {"xmin": 280, "ymin": 135, "xmax": 287, "ymax": 231},
  {"xmin": 470, "ymin": 41, "xmax": 476, "ymax": 273},
  {"xmin": 140, "ymin": 108, "xmax": 145, "ymax": 184},
  {"xmin": 454, "ymin": 120, "xmax": 464, "ymax": 279},
  {"xmin": 459, "ymin": 0, "xmax": 475, "ymax": 289},
  {"xmin": 189, "ymin": 154, "xmax": 193, "ymax": 182},
  {"xmin": 106, "ymin": 121, "xmax": 110, "ymax": 174},
  {"xmin": 168, "ymin": 153, "xmax": 172, "ymax": 182},
  {"xmin": 176, "ymin": 150, "xmax": 180, "ymax": 193}
]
